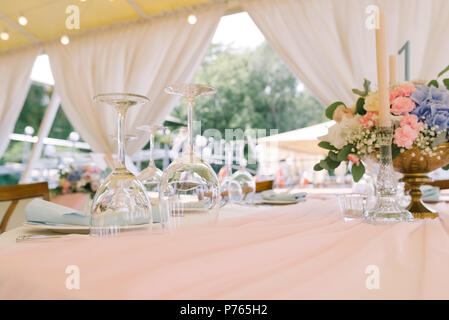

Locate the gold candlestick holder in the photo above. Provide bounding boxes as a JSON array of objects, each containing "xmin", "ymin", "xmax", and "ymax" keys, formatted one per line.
[{"xmin": 393, "ymin": 142, "xmax": 449, "ymax": 219}]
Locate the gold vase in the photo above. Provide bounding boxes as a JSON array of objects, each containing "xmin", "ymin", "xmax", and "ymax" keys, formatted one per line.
[{"xmin": 392, "ymin": 142, "xmax": 449, "ymax": 219}]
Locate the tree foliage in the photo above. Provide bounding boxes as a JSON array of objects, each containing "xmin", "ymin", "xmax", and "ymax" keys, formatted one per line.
[
  {"xmin": 171, "ymin": 42, "xmax": 326, "ymax": 134},
  {"xmin": 13, "ymin": 83, "xmax": 74, "ymax": 140}
]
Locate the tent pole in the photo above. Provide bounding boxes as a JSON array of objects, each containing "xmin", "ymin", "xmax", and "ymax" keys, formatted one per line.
[{"xmin": 19, "ymin": 92, "xmax": 61, "ymax": 184}]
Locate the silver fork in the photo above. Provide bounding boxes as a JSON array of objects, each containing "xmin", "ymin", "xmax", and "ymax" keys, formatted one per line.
[{"xmin": 16, "ymin": 234, "xmax": 64, "ymax": 242}]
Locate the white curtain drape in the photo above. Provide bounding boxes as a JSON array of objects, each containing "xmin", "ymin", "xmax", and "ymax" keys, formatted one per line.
[
  {"xmin": 47, "ymin": 4, "xmax": 225, "ymax": 156},
  {"xmin": 243, "ymin": 0, "xmax": 449, "ymax": 106},
  {"xmin": 0, "ymin": 48, "xmax": 39, "ymax": 158}
]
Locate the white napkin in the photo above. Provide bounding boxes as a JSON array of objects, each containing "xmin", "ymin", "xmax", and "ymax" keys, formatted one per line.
[{"xmin": 25, "ymin": 199, "xmax": 89, "ymax": 226}]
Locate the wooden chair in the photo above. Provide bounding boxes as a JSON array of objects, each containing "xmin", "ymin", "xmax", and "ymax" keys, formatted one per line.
[
  {"xmin": 0, "ymin": 182, "xmax": 50, "ymax": 233},
  {"xmin": 219, "ymin": 180, "xmax": 274, "ymax": 198},
  {"xmin": 428, "ymin": 180, "xmax": 449, "ymax": 190}
]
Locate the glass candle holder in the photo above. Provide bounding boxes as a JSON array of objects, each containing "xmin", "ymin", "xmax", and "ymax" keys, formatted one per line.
[{"xmin": 338, "ymin": 193, "xmax": 366, "ymax": 221}]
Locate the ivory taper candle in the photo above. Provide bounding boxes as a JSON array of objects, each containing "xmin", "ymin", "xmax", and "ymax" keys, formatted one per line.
[
  {"xmin": 375, "ymin": 10, "xmax": 391, "ymax": 127},
  {"xmin": 389, "ymin": 54, "xmax": 397, "ymax": 86}
]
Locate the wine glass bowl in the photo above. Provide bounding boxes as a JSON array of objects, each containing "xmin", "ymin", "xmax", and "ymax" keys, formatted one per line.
[
  {"xmin": 90, "ymin": 93, "xmax": 152, "ymax": 236},
  {"xmin": 230, "ymin": 168, "xmax": 255, "ymax": 203},
  {"xmin": 160, "ymin": 152, "xmax": 220, "ymax": 215}
]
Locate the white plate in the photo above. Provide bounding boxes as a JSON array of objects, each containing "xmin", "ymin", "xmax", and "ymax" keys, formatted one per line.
[
  {"xmin": 256, "ymin": 199, "xmax": 302, "ymax": 205},
  {"xmin": 23, "ymin": 222, "xmax": 151, "ymax": 234}
]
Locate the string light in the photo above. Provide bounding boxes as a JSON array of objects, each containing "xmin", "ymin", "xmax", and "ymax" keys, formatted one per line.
[
  {"xmin": 187, "ymin": 14, "xmax": 197, "ymax": 25},
  {"xmin": 0, "ymin": 30, "xmax": 9, "ymax": 41},
  {"xmin": 18, "ymin": 13, "xmax": 28, "ymax": 26},
  {"xmin": 60, "ymin": 35, "xmax": 70, "ymax": 45}
]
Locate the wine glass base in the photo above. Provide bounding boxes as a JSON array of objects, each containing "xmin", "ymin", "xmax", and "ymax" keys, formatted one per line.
[
  {"xmin": 364, "ymin": 196, "xmax": 413, "ymax": 224},
  {"xmin": 90, "ymin": 224, "xmax": 150, "ymax": 236}
]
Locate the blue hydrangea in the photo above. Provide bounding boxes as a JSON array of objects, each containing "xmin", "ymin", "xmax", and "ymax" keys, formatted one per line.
[
  {"xmin": 410, "ymin": 85, "xmax": 449, "ymax": 131},
  {"xmin": 67, "ymin": 170, "xmax": 83, "ymax": 182}
]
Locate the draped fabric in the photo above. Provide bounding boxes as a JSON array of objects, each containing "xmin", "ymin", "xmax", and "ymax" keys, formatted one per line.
[
  {"xmin": 2, "ymin": 199, "xmax": 449, "ymax": 299},
  {"xmin": 243, "ymin": 0, "xmax": 449, "ymax": 106},
  {"xmin": 0, "ymin": 48, "xmax": 39, "ymax": 158},
  {"xmin": 46, "ymin": 5, "xmax": 225, "ymax": 156}
]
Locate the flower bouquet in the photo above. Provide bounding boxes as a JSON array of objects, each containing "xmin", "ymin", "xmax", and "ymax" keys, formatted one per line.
[
  {"xmin": 314, "ymin": 65, "xmax": 449, "ymax": 218},
  {"xmin": 52, "ymin": 165, "xmax": 106, "ymax": 198}
]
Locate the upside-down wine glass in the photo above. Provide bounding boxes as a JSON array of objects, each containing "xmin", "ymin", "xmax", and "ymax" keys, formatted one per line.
[
  {"xmin": 159, "ymin": 84, "xmax": 220, "ymax": 219},
  {"xmin": 137, "ymin": 125, "xmax": 167, "ymax": 223},
  {"xmin": 90, "ymin": 93, "xmax": 152, "ymax": 236},
  {"xmin": 230, "ymin": 140, "xmax": 256, "ymax": 204},
  {"xmin": 220, "ymin": 141, "xmax": 243, "ymax": 206}
]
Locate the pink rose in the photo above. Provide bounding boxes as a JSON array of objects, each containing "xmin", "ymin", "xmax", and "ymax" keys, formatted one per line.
[
  {"xmin": 389, "ymin": 84, "xmax": 416, "ymax": 103},
  {"xmin": 399, "ymin": 84, "xmax": 416, "ymax": 97},
  {"xmin": 399, "ymin": 114, "xmax": 423, "ymax": 131},
  {"xmin": 333, "ymin": 105, "xmax": 353, "ymax": 122},
  {"xmin": 62, "ymin": 181, "xmax": 71, "ymax": 195},
  {"xmin": 82, "ymin": 172, "xmax": 91, "ymax": 182},
  {"xmin": 391, "ymin": 97, "xmax": 415, "ymax": 115},
  {"xmin": 347, "ymin": 154, "xmax": 360, "ymax": 166},
  {"xmin": 359, "ymin": 111, "xmax": 377, "ymax": 129},
  {"xmin": 389, "ymin": 88, "xmax": 401, "ymax": 102},
  {"xmin": 394, "ymin": 125, "xmax": 419, "ymax": 149}
]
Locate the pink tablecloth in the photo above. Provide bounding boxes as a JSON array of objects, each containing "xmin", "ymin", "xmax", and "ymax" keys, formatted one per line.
[{"xmin": 1, "ymin": 199, "xmax": 449, "ymax": 299}]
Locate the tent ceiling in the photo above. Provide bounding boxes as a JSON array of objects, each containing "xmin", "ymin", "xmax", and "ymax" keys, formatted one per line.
[
  {"xmin": 258, "ymin": 121, "xmax": 335, "ymax": 156},
  {"xmin": 0, "ymin": 0, "xmax": 216, "ymax": 53}
]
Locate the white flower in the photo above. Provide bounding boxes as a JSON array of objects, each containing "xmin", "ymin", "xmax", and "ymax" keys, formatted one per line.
[{"xmin": 319, "ymin": 115, "xmax": 362, "ymax": 149}]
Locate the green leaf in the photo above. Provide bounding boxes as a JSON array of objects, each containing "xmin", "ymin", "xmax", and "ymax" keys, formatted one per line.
[
  {"xmin": 443, "ymin": 78, "xmax": 449, "ymax": 90},
  {"xmin": 328, "ymin": 150, "xmax": 339, "ymax": 162},
  {"xmin": 392, "ymin": 143, "xmax": 401, "ymax": 159},
  {"xmin": 326, "ymin": 158, "xmax": 341, "ymax": 170},
  {"xmin": 319, "ymin": 159, "xmax": 330, "ymax": 170},
  {"xmin": 325, "ymin": 101, "xmax": 346, "ymax": 120},
  {"xmin": 327, "ymin": 151, "xmax": 341, "ymax": 164},
  {"xmin": 363, "ymin": 78, "xmax": 371, "ymax": 93},
  {"xmin": 442, "ymin": 164, "xmax": 449, "ymax": 170},
  {"xmin": 352, "ymin": 89, "xmax": 366, "ymax": 96},
  {"xmin": 428, "ymin": 80, "xmax": 439, "ymax": 88},
  {"xmin": 351, "ymin": 162, "xmax": 365, "ymax": 182},
  {"xmin": 355, "ymin": 97, "xmax": 366, "ymax": 115},
  {"xmin": 438, "ymin": 65, "xmax": 449, "ymax": 78},
  {"xmin": 337, "ymin": 144, "xmax": 354, "ymax": 162},
  {"xmin": 352, "ymin": 79, "xmax": 371, "ymax": 97},
  {"xmin": 313, "ymin": 163, "xmax": 324, "ymax": 171},
  {"xmin": 318, "ymin": 141, "xmax": 337, "ymax": 150}
]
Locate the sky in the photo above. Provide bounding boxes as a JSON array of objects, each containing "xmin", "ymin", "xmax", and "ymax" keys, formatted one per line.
[{"xmin": 30, "ymin": 12, "xmax": 265, "ymax": 86}]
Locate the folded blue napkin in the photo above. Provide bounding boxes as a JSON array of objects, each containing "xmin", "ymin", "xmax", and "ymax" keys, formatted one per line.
[
  {"xmin": 421, "ymin": 185, "xmax": 440, "ymax": 201},
  {"xmin": 261, "ymin": 190, "xmax": 307, "ymax": 202},
  {"xmin": 25, "ymin": 199, "xmax": 89, "ymax": 226}
]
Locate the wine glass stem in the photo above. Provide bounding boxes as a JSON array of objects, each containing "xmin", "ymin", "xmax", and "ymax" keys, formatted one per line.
[
  {"xmin": 187, "ymin": 98, "xmax": 195, "ymax": 157},
  {"xmin": 117, "ymin": 107, "xmax": 127, "ymax": 169},
  {"xmin": 149, "ymin": 133, "xmax": 155, "ymax": 167}
]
